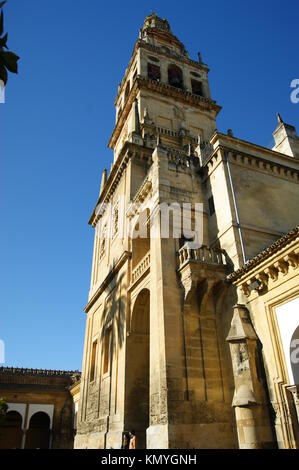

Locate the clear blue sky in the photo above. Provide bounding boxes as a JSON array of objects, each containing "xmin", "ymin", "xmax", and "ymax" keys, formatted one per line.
[{"xmin": 0, "ymin": 0, "xmax": 298, "ymax": 371}]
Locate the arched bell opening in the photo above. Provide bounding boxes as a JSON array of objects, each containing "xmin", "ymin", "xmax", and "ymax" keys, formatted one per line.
[{"xmin": 168, "ymin": 64, "xmax": 184, "ymax": 89}]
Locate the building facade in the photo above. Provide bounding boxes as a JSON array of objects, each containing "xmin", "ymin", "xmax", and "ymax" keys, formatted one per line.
[
  {"xmin": 75, "ymin": 14, "xmax": 299, "ymax": 449},
  {"xmin": 0, "ymin": 367, "xmax": 80, "ymax": 449}
]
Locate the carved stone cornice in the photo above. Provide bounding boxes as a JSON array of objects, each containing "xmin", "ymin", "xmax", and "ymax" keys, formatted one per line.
[
  {"xmin": 228, "ymin": 226, "xmax": 299, "ymax": 293},
  {"xmin": 109, "ymin": 75, "xmax": 221, "ymax": 150},
  {"xmin": 136, "ymin": 76, "xmax": 221, "ymax": 113},
  {"xmin": 203, "ymin": 145, "xmax": 299, "ymax": 184},
  {"xmin": 138, "ymin": 40, "xmax": 209, "ymax": 73}
]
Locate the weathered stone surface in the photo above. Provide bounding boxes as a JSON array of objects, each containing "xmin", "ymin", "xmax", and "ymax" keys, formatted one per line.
[{"xmin": 76, "ymin": 13, "xmax": 299, "ymax": 449}]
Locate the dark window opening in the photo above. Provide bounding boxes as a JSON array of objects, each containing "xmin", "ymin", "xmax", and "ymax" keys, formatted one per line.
[
  {"xmin": 208, "ymin": 196, "xmax": 215, "ymax": 216},
  {"xmin": 103, "ymin": 327, "xmax": 112, "ymax": 375},
  {"xmin": 147, "ymin": 63, "xmax": 161, "ymax": 82},
  {"xmin": 125, "ymin": 81, "xmax": 130, "ymax": 99},
  {"xmin": 90, "ymin": 340, "xmax": 97, "ymax": 382},
  {"xmin": 168, "ymin": 64, "xmax": 183, "ymax": 89},
  {"xmin": 191, "ymin": 79, "xmax": 204, "ymax": 96}
]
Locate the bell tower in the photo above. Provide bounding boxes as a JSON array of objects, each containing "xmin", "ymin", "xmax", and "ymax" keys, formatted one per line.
[
  {"xmin": 110, "ymin": 13, "xmax": 220, "ymax": 162},
  {"xmin": 75, "ymin": 14, "xmax": 237, "ymax": 450}
]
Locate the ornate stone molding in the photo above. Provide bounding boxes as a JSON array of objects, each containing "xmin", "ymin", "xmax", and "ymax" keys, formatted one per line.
[
  {"xmin": 228, "ymin": 226, "xmax": 299, "ymax": 289},
  {"xmin": 229, "ymin": 236, "xmax": 299, "ymax": 298},
  {"xmin": 204, "ymin": 145, "xmax": 299, "ymax": 184},
  {"xmin": 136, "ymin": 76, "xmax": 220, "ymax": 113},
  {"xmin": 132, "ymin": 178, "xmax": 152, "ymax": 206},
  {"xmin": 139, "ymin": 40, "xmax": 209, "ymax": 72},
  {"xmin": 177, "ymin": 244, "xmax": 227, "ymax": 306}
]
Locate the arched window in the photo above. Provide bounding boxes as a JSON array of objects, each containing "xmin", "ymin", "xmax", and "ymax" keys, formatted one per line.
[
  {"xmin": 25, "ymin": 412, "xmax": 50, "ymax": 449},
  {"xmin": 168, "ymin": 64, "xmax": 183, "ymax": 89},
  {"xmin": 0, "ymin": 410, "xmax": 23, "ymax": 449}
]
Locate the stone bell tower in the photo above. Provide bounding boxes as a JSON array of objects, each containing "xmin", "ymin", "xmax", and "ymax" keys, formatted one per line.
[{"xmin": 75, "ymin": 13, "xmax": 251, "ymax": 449}]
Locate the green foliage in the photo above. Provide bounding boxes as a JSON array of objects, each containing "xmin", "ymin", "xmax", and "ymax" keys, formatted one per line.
[
  {"xmin": 0, "ymin": 397, "xmax": 8, "ymax": 427},
  {"xmin": 0, "ymin": 0, "xmax": 19, "ymax": 86}
]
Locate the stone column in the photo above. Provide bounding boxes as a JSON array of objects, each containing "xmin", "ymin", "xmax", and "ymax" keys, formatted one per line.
[
  {"xmin": 226, "ymin": 304, "xmax": 272, "ymax": 448},
  {"xmin": 21, "ymin": 403, "xmax": 30, "ymax": 449}
]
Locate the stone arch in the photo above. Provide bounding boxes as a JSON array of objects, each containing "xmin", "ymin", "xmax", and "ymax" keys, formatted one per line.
[
  {"xmin": 0, "ymin": 410, "xmax": 23, "ymax": 449},
  {"xmin": 183, "ymin": 278, "xmax": 228, "ymax": 402},
  {"xmin": 124, "ymin": 288, "xmax": 150, "ymax": 448},
  {"xmin": 25, "ymin": 411, "xmax": 50, "ymax": 449}
]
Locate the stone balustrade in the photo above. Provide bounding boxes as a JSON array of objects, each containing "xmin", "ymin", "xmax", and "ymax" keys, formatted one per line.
[
  {"xmin": 178, "ymin": 244, "xmax": 226, "ymax": 269},
  {"xmin": 131, "ymin": 251, "xmax": 150, "ymax": 284}
]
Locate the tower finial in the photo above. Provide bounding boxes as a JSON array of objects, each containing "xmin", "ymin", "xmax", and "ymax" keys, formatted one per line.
[
  {"xmin": 277, "ymin": 112, "xmax": 283, "ymax": 124},
  {"xmin": 99, "ymin": 168, "xmax": 107, "ymax": 196}
]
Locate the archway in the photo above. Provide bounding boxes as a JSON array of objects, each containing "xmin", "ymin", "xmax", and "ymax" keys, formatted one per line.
[
  {"xmin": 25, "ymin": 411, "xmax": 50, "ymax": 449},
  {"xmin": 124, "ymin": 288, "xmax": 150, "ymax": 448},
  {"xmin": 0, "ymin": 410, "xmax": 23, "ymax": 449}
]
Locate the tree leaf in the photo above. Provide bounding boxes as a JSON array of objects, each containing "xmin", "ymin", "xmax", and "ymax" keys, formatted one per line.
[
  {"xmin": 0, "ymin": 50, "xmax": 19, "ymax": 73},
  {"xmin": 0, "ymin": 63, "xmax": 7, "ymax": 84}
]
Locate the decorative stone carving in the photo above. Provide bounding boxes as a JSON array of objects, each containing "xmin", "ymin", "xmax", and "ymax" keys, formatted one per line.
[{"xmin": 274, "ymin": 259, "xmax": 288, "ymax": 275}]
